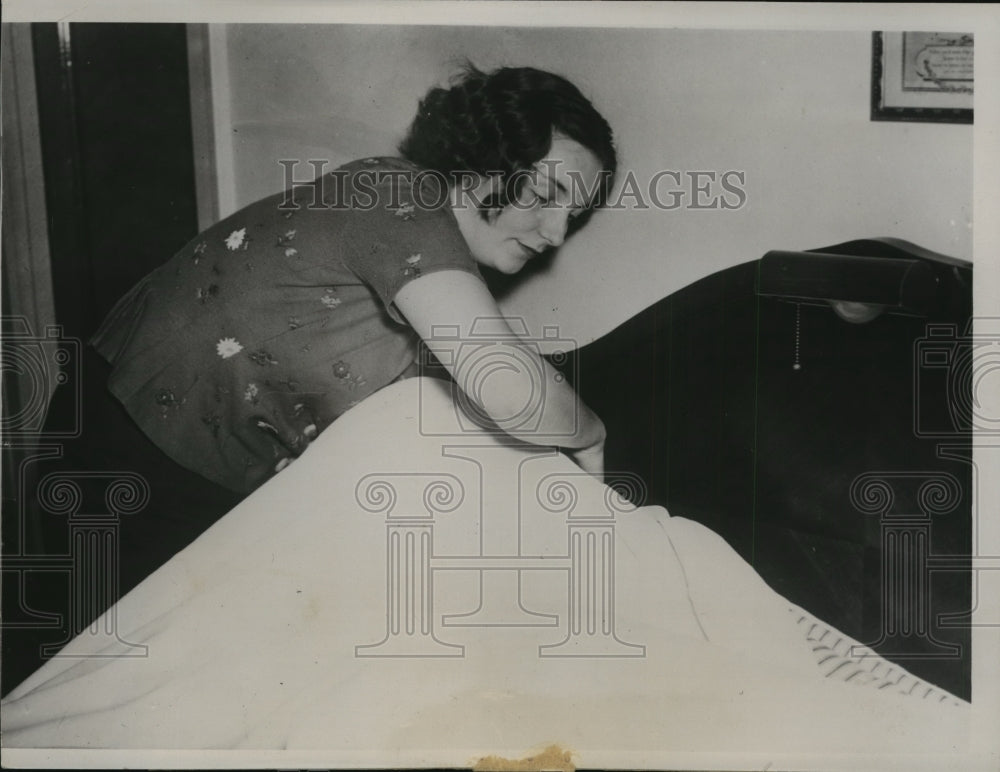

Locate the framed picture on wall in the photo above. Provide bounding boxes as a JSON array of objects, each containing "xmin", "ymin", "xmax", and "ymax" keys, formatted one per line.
[{"xmin": 872, "ymin": 31, "xmax": 973, "ymax": 123}]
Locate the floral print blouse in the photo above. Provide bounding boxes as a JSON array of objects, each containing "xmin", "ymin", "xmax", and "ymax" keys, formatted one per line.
[{"xmin": 91, "ymin": 158, "xmax": 483, "ymax": 493}]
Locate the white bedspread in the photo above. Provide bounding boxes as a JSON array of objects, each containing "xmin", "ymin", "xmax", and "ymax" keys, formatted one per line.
[{"xmin": 0, "ymin": 377, "xmax": 971, "ymax": 766}]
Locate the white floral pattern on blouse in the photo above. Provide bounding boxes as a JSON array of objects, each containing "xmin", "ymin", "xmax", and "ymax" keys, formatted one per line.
[
  {"xmin": 216, "ymin": 337, "xmax": 243, "ymax": 359},
  {"xmin": 225, "ymin": 228, "xmax": 247, "ymax": 251}
]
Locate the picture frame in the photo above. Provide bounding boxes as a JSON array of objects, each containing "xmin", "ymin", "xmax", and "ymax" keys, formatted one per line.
[{"xmin": 872, "ymin": 31, "xmax": 973, "ymax": 123}]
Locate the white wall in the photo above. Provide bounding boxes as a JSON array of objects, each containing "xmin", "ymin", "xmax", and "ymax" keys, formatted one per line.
[{"xmin": 214, "ymin": 24, "xmax": 973, "ymax": 346}]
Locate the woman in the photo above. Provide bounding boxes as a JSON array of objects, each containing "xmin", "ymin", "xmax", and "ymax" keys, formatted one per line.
[
  {"xmin": 29, "ymin": 64, "xmax": 614, "ymax": 644},
  {"xmin": 91, "ymin": 64, "xmax": 613, "ymax": 495}
]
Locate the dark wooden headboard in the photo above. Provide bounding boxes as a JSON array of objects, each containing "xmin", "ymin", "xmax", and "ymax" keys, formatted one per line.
[{"xmin": 562, "ymin": 238, "xmax": 973, "ymax": 700}]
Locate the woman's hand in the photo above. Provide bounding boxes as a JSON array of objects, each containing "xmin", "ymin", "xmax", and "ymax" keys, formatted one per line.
[{"xmin": 568, "ymin": 436, "xmax": 605, "ymax": 480}]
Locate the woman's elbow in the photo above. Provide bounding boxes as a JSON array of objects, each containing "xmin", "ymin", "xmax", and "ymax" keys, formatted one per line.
[{"xmin": 463, "ymin": 364, "xmax": 545, "ymax": 434}]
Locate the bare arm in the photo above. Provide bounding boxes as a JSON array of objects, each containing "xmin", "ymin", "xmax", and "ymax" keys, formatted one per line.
[{"xmin": 394, "ymin": 270, "xmax": 605, "ymax": 475}]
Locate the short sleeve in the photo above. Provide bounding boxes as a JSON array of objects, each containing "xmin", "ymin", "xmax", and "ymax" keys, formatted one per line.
[{"xmin": 337, "ymin": 164, "xmax": 485, "ymax": 324}]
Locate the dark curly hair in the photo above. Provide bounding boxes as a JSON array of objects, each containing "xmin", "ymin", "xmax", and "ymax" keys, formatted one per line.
[{"xmin": 398, "ymin": 64, "xmax": 616, "ymax": 230}]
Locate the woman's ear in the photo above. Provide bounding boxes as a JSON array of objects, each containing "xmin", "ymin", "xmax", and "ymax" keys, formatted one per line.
[
  {"xmin": 476, "ymin": 175, "xmax": 506, "ymax": 223},
  {"xmin": 451, "ymin": 172, "xmax": 491, "ymax": 209}
]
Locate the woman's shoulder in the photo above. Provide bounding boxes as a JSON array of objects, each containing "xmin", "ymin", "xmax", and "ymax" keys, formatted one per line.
[
  {"xmin": 324, "ymin": 156, "xmax": 423, "ymax": 191},
  {"xmin": 337, "ymin": 156, "xmax": 445, "ymax": 198},
  {"xmin": 310, "ymin": 157, "xmax": 451, "ymax": 226},
  {"xmin": 339, "ymin": 156, "xmax": 420, "ymax": 173},
  {"xmin": 204, "ymin": 156, "xmax": 458, "ymax": 254}
]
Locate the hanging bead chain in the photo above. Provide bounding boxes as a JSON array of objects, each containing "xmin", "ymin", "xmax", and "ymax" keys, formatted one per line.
[{"xmin": 793, "ymin": 303, "xmax": 802, "ymax": 371}]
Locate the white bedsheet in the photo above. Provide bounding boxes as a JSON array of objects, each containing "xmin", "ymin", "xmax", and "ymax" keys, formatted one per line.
[{"xmin": 1, "ymin": 377, "xmax": 971, "ymax": 765}]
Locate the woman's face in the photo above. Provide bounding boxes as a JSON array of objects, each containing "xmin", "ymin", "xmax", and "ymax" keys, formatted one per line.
[{"xmin": 453, "ymin": 135, "xmax": 604, "ymax": 275}]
